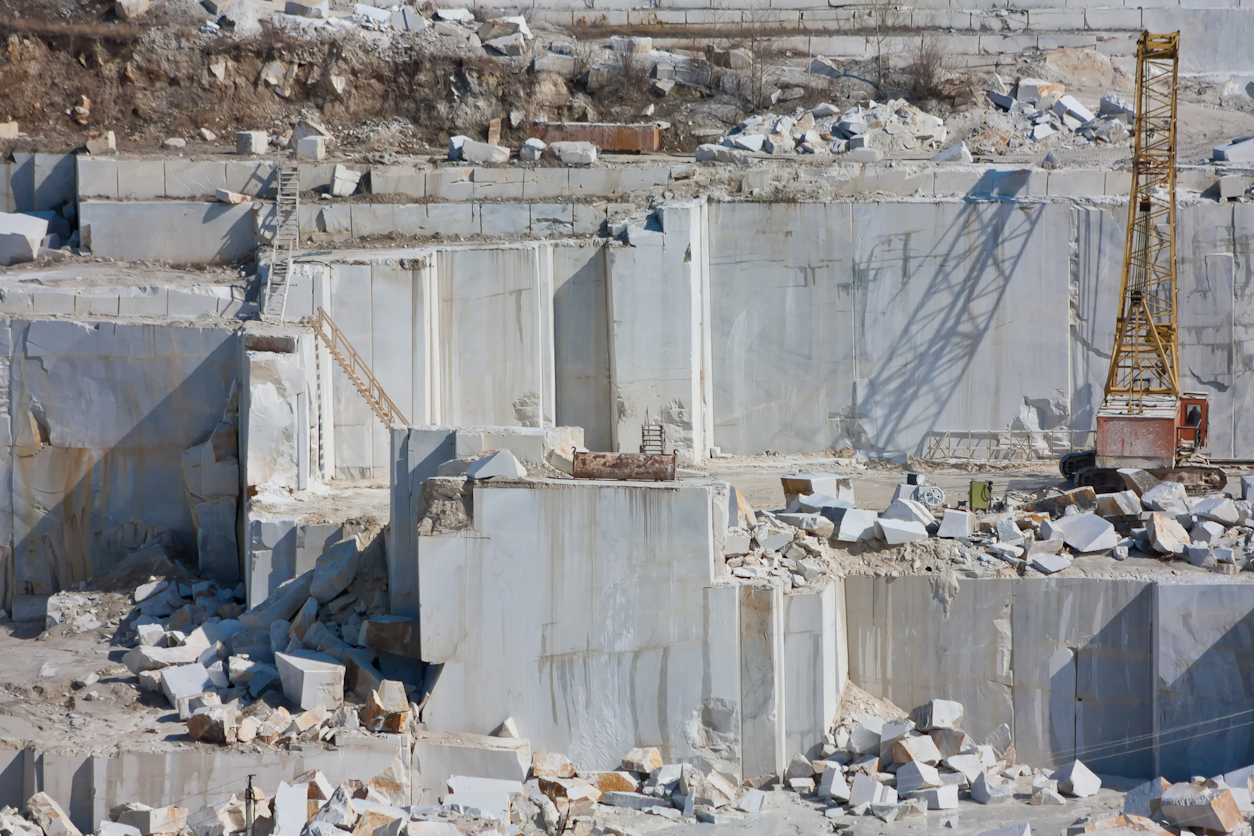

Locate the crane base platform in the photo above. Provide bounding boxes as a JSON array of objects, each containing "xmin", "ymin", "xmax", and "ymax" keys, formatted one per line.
[{"xmin": 1060, "ymin": 450, "xmax": 1226, "ymax": 494}]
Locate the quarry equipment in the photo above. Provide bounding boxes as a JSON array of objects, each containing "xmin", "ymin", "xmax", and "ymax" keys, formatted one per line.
[{"xmin": 1061, "ymin": 32, "xmax": 1224, "ymax": 493}]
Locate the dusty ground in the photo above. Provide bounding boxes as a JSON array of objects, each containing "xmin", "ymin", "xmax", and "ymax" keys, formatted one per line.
[
  {"xmin": 671, "ymin": 779, "xmax": 1139, "ymax": 836},
  {"xmin": 0, "ymin": 614, "xmax": 181, "ymax": 755},
  {"xmin": 250, "ymin": 477, "xmax": 391, "ymax": 527}
]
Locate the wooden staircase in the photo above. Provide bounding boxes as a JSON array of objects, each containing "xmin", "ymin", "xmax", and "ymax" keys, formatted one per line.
[{"xmin": 311, "ymin": 306, "xmax": 408, "ymax": 428}]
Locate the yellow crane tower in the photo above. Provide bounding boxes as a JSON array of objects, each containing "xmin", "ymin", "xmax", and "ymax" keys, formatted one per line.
[{"xmin": 1061, "ymin": 31, "xmax": 1225, "ymax": 492}]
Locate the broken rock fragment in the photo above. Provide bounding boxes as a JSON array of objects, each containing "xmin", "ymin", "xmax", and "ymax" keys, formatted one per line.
[
  {"xmin": 275, "ymin": 651, "xmax": 345, "ymax": 710},
  {"xmin": 1124, "ymin": 777, "xmax": 1170, "ymax": 817},
  {"xmin": 160, "ymin": 663, "xmax": 214, "ymax": 708},
  {"xmin": 550, "ymin": 141, "xmax": 597, "ymax": 165},
  {"xmin": 895, "ymin": 761, "xmax": 940, "ymax": 794},
  {"xmin": 520, "ymin": 138, "xmax": 547, "ymax": 162},
  {"xmin": 1147, "ymin": 513, "xmax": 1189, "ymax": 555},
  {"xmin": 582, "ymin": 771, "xmax": 638, "ymax": 793},
  {"xmin": 971, "ymin": 772, "xmax": 1012, "ymax": 805},
  {"xmin": 1096, "ymin": 490, "xmax": 1140, "ymax": 517},
  {"xmin": 1194, "ymin": 496, "xmax": 1239, "ymax": 525},
  {"xmin": 86, "ymin": 131, "xmax": 117, "ymax": 155},
  {"xmin": 913, "ymin": 698, "xmax": 963, "ymax": 730},
  {"xmin": 459, "ymin": 140, "xmax": 510, "ymax": 165},
  {"xmin": 115, "ymin": 0, "xmax": 150, "ymax": 19},
  {"xmin": 622, "ymin": 747, "xmax": 663, "ymax": 774},
  {"xmin": 215, "ymin": 188, "xmax": 250, "ymax": 205},
  {"xmin": 467, "ymin": 449, "xmax": 527, "ymax": 480},
  {"xmin": 894, "ymin": 735, "xmax": 942, "ymax": 765},
  {"xmin": 310, "ymin": 538, "xmax": 361, "ymax": 604},
  {"xmin": 849, "ymin": 717, "xmax": 884, "ymax": 755},
  {"xmin": 1052, "ymin": 759, "xmax": 1101, "ymax": 798},
  {"xmin": 1141, "ymin": 480, "xmax": 1186, "ymax": 510},
  {"xmin": 310, "ymin": 786, "xmax": 357, "ymax": 829},
  {"xmin": 239, "ymin": 572, "xmax": 314, "ymax": 630},
  {"xmin": 27, "ymin": 794, "xmax": 81, "ymax": 836},
  {"xmin": 876, "ymin": 518, "xmax": 927, "ymax": 545},
  {"xmin": 117, "ymin": 806, "xmax": 189, "ymax": 835},
  {"xmin": 1159, "ymin": 785, "xmax": 1243, "ymax": 833},
  {"xmin": 1034, "ymin": 487, "xmax": 1097, "ymax": 516},
  {"xmin": 362, "ymin": 686, "xmax": 409, "ymax": 732},
  {"xmin": 360, "ymin": 615, "xmax": 421, "ymax": 658},
  {"xmin": 937, "ymin": 509, "xmax": 975, "ymax": 538},
  {"xmin": 818, "ymin": 768, "xmax": 849, "ymax": 801},
  {"xmin": 1030, "ymin": 787, "xmax": 1066, "ymax": 805},
  {"xmin": 1062, "ymin": 515, "xmax": 1118, "ymax": 554},
  {"xmin": 329, "ymin": 165, "xmax": 361, "ymax": 198},
  {"xmin": 187, "ymin": 705, "xmax": 237, "ymax": 744},
  {"xmin": 785, "ymin": 753, "xmax": 814, "ymax": 779},
  {"xmin": 533, "ymin": 751, "xmax": 576, "ymax": 779},
  {"xmin": 943, "ymin": 753, "xmax": 983, "ymax": 783},
  {"xmin": 1030, "ymin": 553, "xmax": 1072, "ymax": 575}
]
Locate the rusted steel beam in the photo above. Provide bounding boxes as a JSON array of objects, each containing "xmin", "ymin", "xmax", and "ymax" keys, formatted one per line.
[
  {"xmin": 572, "ymin": 451, "xmax": 677, "ymax": 481},
  {"xmin": 529, "ymin": 122, "xmax": 660, "ymax": 152}
]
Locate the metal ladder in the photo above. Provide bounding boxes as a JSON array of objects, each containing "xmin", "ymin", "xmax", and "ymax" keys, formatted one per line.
[
  {"xmin": 263, "ymin": 164, "xmax": 300, "ymax": 321},
  {"xmin": 311, "ymin": 306, "xmax": 409, "ymax": 428},
  {"xmin": 640, "ymin": 409, "xmax": 665, "ymax": 455},
  {"xmin": 314, "ymin": 336, "xmax": 325, "ymax": 479}
]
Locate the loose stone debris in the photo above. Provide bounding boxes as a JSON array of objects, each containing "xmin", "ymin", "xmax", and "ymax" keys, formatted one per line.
[
  {"xmin": 970, "ymin": 74, "xmax": 1136, "ymax": 154},
  {"xmin": 52, "ymin": 527, "xmax": 406, "ymax": 750},
  {"xmin": 723, "ymin": 471, "xmax": 1254, "ymax": 585},
  {"xmin": 711, "ymin": 99, "xmax": 948, "ymax": 158}
]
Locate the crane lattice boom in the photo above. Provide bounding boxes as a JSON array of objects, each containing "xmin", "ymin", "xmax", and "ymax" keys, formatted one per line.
[{"xmin": 1102, "ymin": 31, "xmax": 1180, "ymax": 413}]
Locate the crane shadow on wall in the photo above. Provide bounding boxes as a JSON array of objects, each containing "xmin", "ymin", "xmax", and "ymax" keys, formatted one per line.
[
  {"xmin": 1030, "ymin": 581, "xmax": 1154, "ymax": 781},
  {"xmin": 1153, "ymin": 584, "xmax": 1254, "ymax": 783},
  {"xmin": 852, "ymin": 190, "xmax": 1046, "ymax": 454},
  {"xmin": 1035, "ymin": 580, "xmax": 1254, "ymax": 783}
]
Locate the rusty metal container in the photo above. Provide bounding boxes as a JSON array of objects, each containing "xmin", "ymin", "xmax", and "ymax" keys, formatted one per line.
[
  {"xmin": 572, "ymin": 451, "xmax": 677, "ymax": 481},
  {"xmin": 528, "ymin": 122, "xmax": 661, "ymax": 153},
  {"xmin": 1096, "ymin": 413, "xmax": 1177, "ymax": 469}
]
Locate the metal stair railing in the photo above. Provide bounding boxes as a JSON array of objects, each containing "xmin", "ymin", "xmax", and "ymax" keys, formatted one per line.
[
  {"xmin": 311, "ymin": 306, "xmax": 408, "ymax": 428},
  {"xmin": 263, "ymin": 164, "xmax": 300, "ymax": 321}
]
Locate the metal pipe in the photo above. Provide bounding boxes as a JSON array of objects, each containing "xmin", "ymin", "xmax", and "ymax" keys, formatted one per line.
[{"xmin": 572, "ymin": 451, "xmax": 678, "ymax": 481}]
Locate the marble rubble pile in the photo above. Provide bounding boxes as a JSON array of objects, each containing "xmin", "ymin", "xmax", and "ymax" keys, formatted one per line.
[
  {"xmin": 708, "ymin": 100, "xmax": 947, "ymax": 160},
  {"xmin": 998, "ymin": 475, "xmax": 1254, "ymax": 575},
  {"xmin": 721, "ymin": 470, "xmax": 1254, "ymax": 579},
  {"xmin": 435, "ymin": 12, "xmax": 534, "ymax": 56},
  {"xmin": 722, "ymin": 472, "xmax": 858, "ymax": 588},
  {"xmin": 777, "ymin": 698, "xmax": 1106, "ymax": 825},
  {"xmin": 40, "ymin": 591, "xmax": 117, "ymax": 634},
  {"xmin": 7, "ymin": 762, "xmax": 505, "ymax": 836},
  {"xmin": 979, "ymin": 74, "xmax": 1135, "ymax": 150},
  {"xmin": 181, "ymin": 672, "xmax": 417, "ymax": 746},
  {"xmin": 113, "ymin": 532, "xmax": 415, "ymax": 736},
  {"xmin": 538, "ymin": 745, "xmax": 761, "ymax": 826},
  {"xmin": 447, "ymin": 135, "xmax": 598, "ymax": 166}
]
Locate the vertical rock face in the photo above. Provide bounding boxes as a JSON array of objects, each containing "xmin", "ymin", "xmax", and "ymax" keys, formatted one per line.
[{"xmin": 183, "ymin": 383, "xmax": 240, "ymax": 583}]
